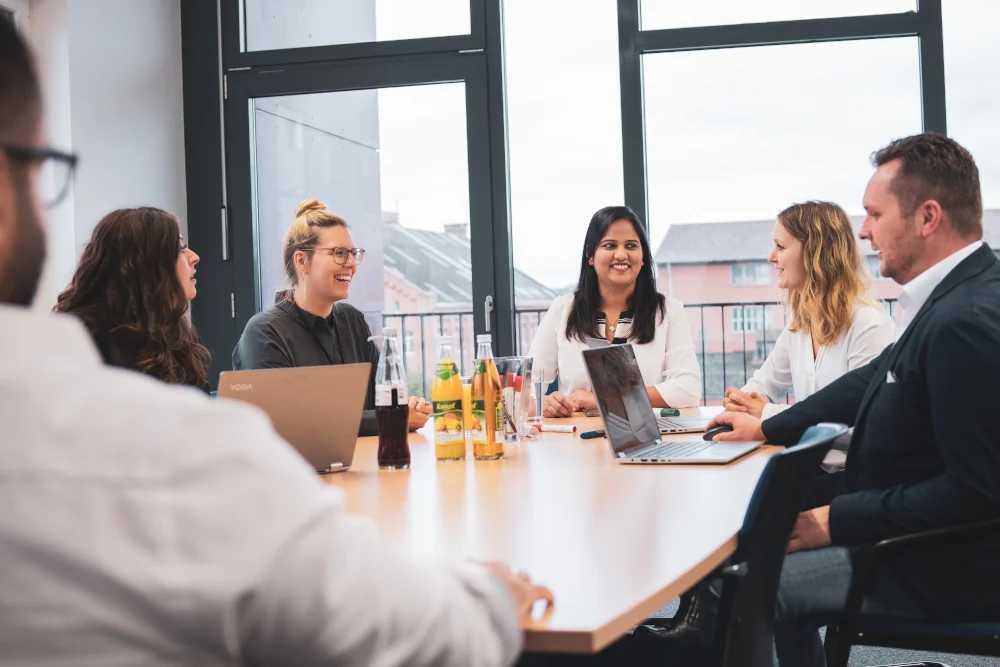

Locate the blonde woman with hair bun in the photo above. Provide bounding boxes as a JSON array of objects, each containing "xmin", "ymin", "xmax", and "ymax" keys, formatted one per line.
[
  {"xmin": 233, "ymin": 197, "xmax": 432, "ymax": 435},
  {"xmin": 723, "ymin": 201, "xmax": 896, "ymax": 422}
]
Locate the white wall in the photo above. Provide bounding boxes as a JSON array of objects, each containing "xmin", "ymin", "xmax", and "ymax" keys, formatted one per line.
[{"xmin": 23, "ymin": 0, "xmax": 187, "ymax": 310}]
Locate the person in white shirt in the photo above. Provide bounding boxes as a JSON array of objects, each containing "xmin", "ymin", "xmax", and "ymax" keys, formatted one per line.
[
  {"xmin": 527, "ymin": 205, "xmax": 701, "ymax": 417},
  {"xmin": 722, "ymin": 201, "xmax": 896, "ymax": 421},
  {"xmin": 0, "ymin": 22, "xmax": 533, "ymax": 667}
]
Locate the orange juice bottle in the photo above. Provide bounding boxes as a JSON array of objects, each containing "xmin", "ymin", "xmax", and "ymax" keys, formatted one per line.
[
  {"xmin": 432, "ymin": 340, "xmax": 465, "ymax": 461},
  {"xmin": 471, "ymin": 334, "xmax": 504, "ymax": 460}
]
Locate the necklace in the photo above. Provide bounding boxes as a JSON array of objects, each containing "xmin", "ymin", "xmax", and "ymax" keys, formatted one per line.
[{"xmin": 607, "ymin": 322, "xmax": 617, "ymax": 333}]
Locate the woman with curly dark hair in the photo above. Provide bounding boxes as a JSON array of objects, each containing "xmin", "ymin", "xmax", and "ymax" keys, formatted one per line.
[{"xmin": 54, "ymin": 207, "xmax": 210, "ymax": 391}]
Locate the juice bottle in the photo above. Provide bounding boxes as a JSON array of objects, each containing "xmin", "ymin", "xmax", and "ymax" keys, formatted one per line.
[
  {"xmin": 471, "ymin": 334, "xmax": 504, "ymax": 460},
  {"xmin": 432, "ymin": 340, "xmax": 465, "ymax": 461}
]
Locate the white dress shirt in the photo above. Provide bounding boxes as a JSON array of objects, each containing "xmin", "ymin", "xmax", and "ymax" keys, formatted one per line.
[
  {"xmin": 527, "ymin": 293, "xmax": 702, "ymax": 408},
  {"xmin": 896, "ymin": 240, "xmax": 984, "ymax": 337},
  {"xmin": 0, "ymin": 305, "xmax": 520, "ymax": 667},
  {"xmin": 741, "ymin": 303, "xmax": 897, "ymax": 420}
]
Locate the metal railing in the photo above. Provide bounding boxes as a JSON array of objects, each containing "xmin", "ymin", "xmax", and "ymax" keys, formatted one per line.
[{"xmin": 384, "ymin": 299, "xmax": 898, "ymax": 403}]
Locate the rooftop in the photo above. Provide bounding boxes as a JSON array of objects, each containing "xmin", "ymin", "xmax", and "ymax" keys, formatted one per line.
[
  {"xmin": 383, "ymin": 219, "xmax": 559, "ymax": 304},
  {"xmin": 655, "ymin": 209, "xmax": 1000, "ymax": 264}
]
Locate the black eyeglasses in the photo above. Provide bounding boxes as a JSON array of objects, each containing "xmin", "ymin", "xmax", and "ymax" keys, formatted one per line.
[
  {"xmin": 315, "ymin": 246, "xmax": 365, "ymax": 265},
  {"xmin": 2, "ymin": 144, "xmax": 78, "ymax": 208}
]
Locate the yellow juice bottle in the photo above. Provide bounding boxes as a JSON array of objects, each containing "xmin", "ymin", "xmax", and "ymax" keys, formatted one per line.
[
  {"xmin": 432, "ymin": 340, "xmax": 466, "ymax": 461},
  {"xmin": 471, "ymin": 334, "xmax": 504, "ymax": 460}
]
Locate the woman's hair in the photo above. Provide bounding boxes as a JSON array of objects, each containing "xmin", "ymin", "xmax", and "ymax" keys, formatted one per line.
[
  {"xmin": 283, "ymin": 197, "xmax": 348, "ymax": 288},
  {"xmin": 54, "ymin": 207, "xmax": 209, "ymax": 387},
  {"xmin": 565, "ymin": 205, "xmax": 666, "ymax": 345},
  {"xmin": 779, "ymin": 201, "xmax": 873, "ymax": 346}
]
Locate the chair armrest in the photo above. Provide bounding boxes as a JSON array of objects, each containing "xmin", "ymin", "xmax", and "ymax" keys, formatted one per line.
[
  {"xmin": 824, "ymin": 516, "xmax": 1000, "ymax": 667},
  {"xmin": 837, "ymin": 516, "xmax": 1000, "ymax": 633}
]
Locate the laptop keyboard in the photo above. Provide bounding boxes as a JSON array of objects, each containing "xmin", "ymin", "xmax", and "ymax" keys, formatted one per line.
[{"xmin": 632, "ymin": 439, "xmax": 714, "ymax": 460}]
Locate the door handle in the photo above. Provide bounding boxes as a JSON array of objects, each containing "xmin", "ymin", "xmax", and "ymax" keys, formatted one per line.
[{"xmin": 484, "ymin": 295, "xmax": 494, "ymax": 333}]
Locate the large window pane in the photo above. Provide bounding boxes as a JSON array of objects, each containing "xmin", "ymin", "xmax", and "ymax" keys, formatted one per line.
[
  {"xmin": 640, "ymin": 0, "xmax": 913, "ymax": 31},
  {"xmin": 243, "ymin": 0, "xmax": 470, "ymax": 52},
  {"xmin": 251, "ymin": 83, "xmax": 473, "ymax": 398},
  {"xmin": 505, "ymin": 0, "xmax": 625, "ymax": 354},
  {"xmin": 644, "ymin": 38, "xmax": 921, "ymax": 401},
  {"xmin": 943, "ymin": 0, "xmax": 1000, "ymax": 213}
]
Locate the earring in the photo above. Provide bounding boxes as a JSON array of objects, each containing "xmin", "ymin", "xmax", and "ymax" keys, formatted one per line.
[{"xmin": 589, "ymin": 259, "xmax": 594, "ymax": 266}]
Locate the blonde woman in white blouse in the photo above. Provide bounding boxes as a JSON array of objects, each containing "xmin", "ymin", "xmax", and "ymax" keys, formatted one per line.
[
  {"xmin": 528, "ymin": 206, "xmax": 701, "ymax": 417},
  {"xmin": 724, "ymin": 201, "xmax": 896, "ymax": 420}
]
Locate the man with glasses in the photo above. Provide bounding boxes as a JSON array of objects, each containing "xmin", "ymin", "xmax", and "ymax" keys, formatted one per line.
[{"xmin": 0, "ymin": 20, "xmax": 530, "ymax": 666}]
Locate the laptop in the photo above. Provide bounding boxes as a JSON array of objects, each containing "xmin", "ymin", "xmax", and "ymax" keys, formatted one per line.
[
  {"xmin": 585, "ymin": 337, "xmax": 708, "ymax": 431},
  {"xmin": 218, "ymin": 364, "xmax": 371, "ymax": 473},
  {"xmin": 581, "ymin": 345, "xmax": 762, "ymax": 464}
]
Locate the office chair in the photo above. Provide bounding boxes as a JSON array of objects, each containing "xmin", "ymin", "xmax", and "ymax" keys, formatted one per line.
[
  {"xmin": 810, "ymin": 516, "xmax": 1000, "ymax": 667},
  {"xmin": 629, "ymin": 422, "xmax": 848, "ymax": 667}
]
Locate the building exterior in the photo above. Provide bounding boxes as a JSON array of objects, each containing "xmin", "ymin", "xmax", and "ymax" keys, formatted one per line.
[
  {"xmin": 653, "ymin": 209, "xmax": 1000, "ymax": 400},
  {"xmin": 381, "ymin": 212, "xmax": 558, "ymax": 394}
]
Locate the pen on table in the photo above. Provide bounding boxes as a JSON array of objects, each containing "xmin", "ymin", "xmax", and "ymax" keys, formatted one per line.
[
  {"xmin": 580, "ymin": 429, "xmax": 605, "ymax": 439},
  {"xmin": 536, "ymin": 424, "xmax": 577, "ymax": 433}
]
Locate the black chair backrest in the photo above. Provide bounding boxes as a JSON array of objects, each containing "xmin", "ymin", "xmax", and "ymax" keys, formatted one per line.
[{"xmin": 711, "ymin": 422, "xmax": 847, "ymax": 667}]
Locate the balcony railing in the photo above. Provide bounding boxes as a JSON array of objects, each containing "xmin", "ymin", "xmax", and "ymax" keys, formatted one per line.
[{"xmin": 383, "ymin": 299, "xmax": 898, "ymax": 404}]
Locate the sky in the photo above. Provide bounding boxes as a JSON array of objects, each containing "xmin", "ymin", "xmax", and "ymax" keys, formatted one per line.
[{"xmin": 337, "ymin": 1, "xmax": 998, "ymax": 295}]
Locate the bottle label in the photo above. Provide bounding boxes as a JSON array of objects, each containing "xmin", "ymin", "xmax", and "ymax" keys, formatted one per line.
[
  {"xmin": 470, "ymin": 399, "xmax": 487, "ymax": 443},
  {"xmin": 470, "ymin": 398, "xmax": 504, "ymax": 444},
  {"xmin": 435, "ymin": 361, "xmax": 459, "ymax": 381},
  {"xmin": 433, "ymin": 400, "xmax": 463, "ymax": 444},
  {"xmin": 375, "ymin": 383, "xmax": 409, "ymax": 407}
]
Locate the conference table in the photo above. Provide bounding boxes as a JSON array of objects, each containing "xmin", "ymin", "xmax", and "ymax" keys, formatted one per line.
[{"xmin": 322, "ymin": 407, "xmax": 779, "ymax": 654}]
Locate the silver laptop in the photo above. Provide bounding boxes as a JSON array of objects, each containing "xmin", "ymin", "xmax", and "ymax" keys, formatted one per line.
[
  {"xmin": 585, "ymin": 337, "xmax": 709, "ymax": 432},
  {"xmin": 218, "ymin": 364, "xmax": 371, "ymax": 473},
  {"xmin": 581, "ymin": 345, "xmax": 762, "ymax": 464}
]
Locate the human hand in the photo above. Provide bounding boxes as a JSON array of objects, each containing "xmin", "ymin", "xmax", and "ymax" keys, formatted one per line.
[
  {"xmin": 543, "ymin": 391, "xmax": 578, "ymax": 418},
  {"xmin": 568, "ymin": 389, "xmax": 596, "ymax": 411},
  {"xmin": 484, "ymin": 562, "xmax": 555, "ymax": 624},
  {"xmin": 788, "ymin": 506, "xmax": 832, "ymax": 553},
  {"xmin": 407, "ymin": 396, "xmax": 432, "ymax": 431},
  {"xmin": 705, "ymin": 411, "xmax": 766, "ymax": 442},
  {"xmin": 723, "ymin": 387, "xmax": 768, "ymax": 419}
]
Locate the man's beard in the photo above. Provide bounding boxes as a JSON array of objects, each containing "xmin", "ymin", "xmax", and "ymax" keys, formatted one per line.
[{"xmin": 0, "ymin": 174, "xmax": 46, "ymax": 306}]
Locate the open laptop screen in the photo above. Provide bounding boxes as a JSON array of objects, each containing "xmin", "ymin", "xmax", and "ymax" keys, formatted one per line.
[{"xmin": 581, "ymin": 344, "xmax": 661, "ymax": 454}]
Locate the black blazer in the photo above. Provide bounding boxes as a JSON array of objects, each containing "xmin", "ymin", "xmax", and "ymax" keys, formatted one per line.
[
  {"xmin": 232, "ymin": 297, "xmax": 380, "ymax": 436},
  {"xmin": 764, "ymin": 244, "xmax": 1000, "ymax": 620}
]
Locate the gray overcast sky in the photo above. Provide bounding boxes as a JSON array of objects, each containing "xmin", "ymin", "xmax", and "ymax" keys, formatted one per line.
[{"xmin": 373, "ymin": 0, "xmax": 1000, "ymax": 292}]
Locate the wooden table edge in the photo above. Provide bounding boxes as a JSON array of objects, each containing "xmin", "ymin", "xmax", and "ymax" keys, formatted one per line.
[{"xmin": 521, "ymin": 533, "xmax": 739, "ymax": 654}]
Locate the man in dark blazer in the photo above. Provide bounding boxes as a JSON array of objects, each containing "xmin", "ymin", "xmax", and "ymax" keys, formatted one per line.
[{"xmin": 710, "ymin": 133, "xmax": 1000, "ymax": 666}]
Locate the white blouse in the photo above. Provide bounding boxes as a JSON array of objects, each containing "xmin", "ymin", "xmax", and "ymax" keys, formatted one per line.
[
  {"xmin": 527, "ymin": 293, "xmax": 702, "ymax": 408},
  {"xmin": 742, "ymin": 303, "xmax": 897, "ymax": 420}
]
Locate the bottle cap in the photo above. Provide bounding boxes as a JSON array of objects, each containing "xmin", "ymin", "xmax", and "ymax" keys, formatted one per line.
[{"xmin": 477, "ymin": 334, "xmax": 492, "ymax": 343}]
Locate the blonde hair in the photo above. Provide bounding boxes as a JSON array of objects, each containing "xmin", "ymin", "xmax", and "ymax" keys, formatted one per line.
[
  {"xmin": 283, "ymin": 198, "xmax": 348, "ymax": 287},
  {"xmin": 780, "ymin": 201, "xmax": 873, "ymax": 347}
]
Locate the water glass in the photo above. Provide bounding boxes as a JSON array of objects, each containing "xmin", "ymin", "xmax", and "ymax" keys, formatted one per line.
[
  {"xmin": 495, "ymin": 356, "xmax": 530, "ymax": 443},
  {"xmin": 529, "ymin": 370, "xmax": 545, "ymax": 426}
]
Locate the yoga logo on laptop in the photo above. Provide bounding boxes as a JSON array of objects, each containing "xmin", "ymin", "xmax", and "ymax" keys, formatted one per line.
[{"xmin": 229, "ymin": 383, "xmax": 253, "ymax": 391}]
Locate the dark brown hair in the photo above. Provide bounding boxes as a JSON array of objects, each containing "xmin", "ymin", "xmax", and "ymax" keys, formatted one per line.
[
  {"xmin": 566, "ymin": 206, "xmax": 665, "ymax": 345},
  {"xmin": 872, "ymin": 133, "xmax": 983, "ymax": 240},
  {"xmin": 0, "ymin": 19, "xmax": 42, "ymax": 141},
  {"xmin": 54, "ymin": 207, "xmax": 209, "ymax": 388}
]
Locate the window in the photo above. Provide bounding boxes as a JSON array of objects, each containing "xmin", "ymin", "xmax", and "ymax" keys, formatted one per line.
[
  {"xmin": 505, "ymin": 0, "xmax": 624, "ymax": 352},
  {"xmin": 943, "ymin": 0, "xmax": 1000, "ymax": 212},
  {"xmin": 730, "ymin": 262, "xmax": 771, "ymax": 287},
  {"xmin": 866, "ymin": 256, "xmax": 890, "ymax": 281},
  {"xmin": 242, "ymin": 0, "xmax": 470, "ymax": 52},
  {"xmin": 644, "ymin": 38, "xmax": 922, "ymax": 306},
  {"xmin": 639, "ymin": 1, "xmax": 913, "ymax": 30},
  {"xmin": 731, "ymin": 307, "xmax": 765, "ymax": 333}
]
